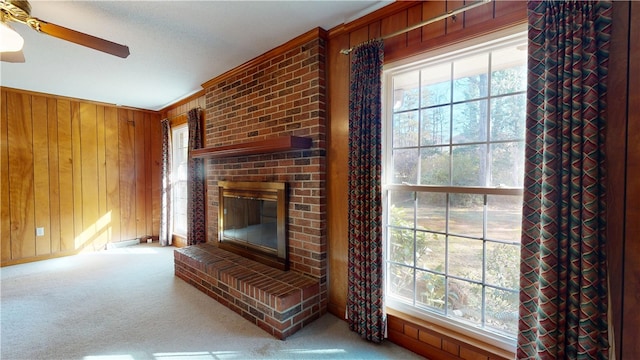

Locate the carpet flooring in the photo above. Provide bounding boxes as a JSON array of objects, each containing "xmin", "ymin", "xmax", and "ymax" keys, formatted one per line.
[{"xmin": 1, "ymin": 243, "xmax": 422, "ymax": 360}]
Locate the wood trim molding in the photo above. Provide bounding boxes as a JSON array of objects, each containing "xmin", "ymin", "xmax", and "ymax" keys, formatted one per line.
[
  {"xmin": 191, "ymin": 136, "xmax": 312, "ymax": 159},
  {"xmin": 201, "ymin": 27, "xmax": 328, "ymax": 89},
  {"xmin": 169, "ymin": 114, "xmax": 187, "ymax": 127}
]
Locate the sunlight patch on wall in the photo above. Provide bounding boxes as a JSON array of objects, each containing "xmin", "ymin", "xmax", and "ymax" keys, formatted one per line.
[{"xmin": 75, "ymin": 211, "xmax": 112, "ymax": 252}]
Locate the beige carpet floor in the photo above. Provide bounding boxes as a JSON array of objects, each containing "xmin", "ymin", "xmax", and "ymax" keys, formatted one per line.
[{"xmin": 1, "ymin": 243, "xmax": 422, "ymax": 360}]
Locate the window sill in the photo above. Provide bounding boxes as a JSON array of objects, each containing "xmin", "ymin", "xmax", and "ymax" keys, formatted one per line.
[{"xmin": 386, "ymin": 307, "xmax": 516, "ymax": 360}]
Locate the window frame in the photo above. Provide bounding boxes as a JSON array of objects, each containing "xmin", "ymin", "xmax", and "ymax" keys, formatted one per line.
[{"xmin": 381, "ymin": 29, "xmax": 527, "ymax": 352}]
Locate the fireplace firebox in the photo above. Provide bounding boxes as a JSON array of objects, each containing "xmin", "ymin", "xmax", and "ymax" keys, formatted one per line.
[{"xmin": 218, "ymin": 181, "xmax": 288, "ymax": 270}]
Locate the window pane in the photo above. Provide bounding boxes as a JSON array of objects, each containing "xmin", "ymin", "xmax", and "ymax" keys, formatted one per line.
[
  {"xmin": 416, "ymin": 192, "xmax": 446, "ymax": 232},
  {"xmin": 388, "ymin": 263, "xmax": 415, "ymax": 302},
  {"xmin": 453, "ymin": 53, "xmax": 489, "ymax": 102},
  {"xmin": 490, "ymin": 94, "xmax": 525, "ymax": 141},
  {"xmin": 452, "ymin": 100, "xmax": 488, "ymax": 144},
  {"xmin": 172, "ymin": 126, "xmax": 188, "ymax": 236},
  {"xmin": 389, "ymin": 228, "xmax": 415, "ymax": 265},
  {"xmin": 448, "ymin": 236, "xmax": 483, "ymax": 281},
  {"xmin": 449, "ymin": 194, "xmax": 484, "ymax": 237},
  {"xmin": 491, "ymin": 45, "xmax": 526, "ymax": 96},
  {"xmin": 485, "ymin": 242, "xmax": 520, "ymax": 289},
  {"xmin": 416, "ymin": 230, "xmax": 445, "ymax": 271},
  {"xmin": 393, "ymin": 111, "xmax": 420, "ymax": 147},
  {"xmin": 388, "ymin": 190, "xmax": 415, "ymax": 227},
  {"xmin": 490, "ymin": 141, "xmax": 524, "ymax": 187},
  {"xmin": 420, "ymin": 146, "xmax": 450, "ymax": 186},
  {"xmin": 421, "ymin": 63, "xmax": 451, "ymax": 106},
  {"xmin": 485, "ymin": 287, "xmax": 519, "ymax": 335},
  {"xmin": 393, "ymin": 70, "xmax": 420, "ymax": 111},
  {"xmin": 416, "ymin": 270, "xmax": 445, "ymax": 312},
  {"xmin": 491, "ymin": 65, "xmax": 526, "ymax": 95},
  {"xmin": 173, "ymin": 181, "xmax": 187, "ymax": 236},
  {"xmin": 448, "ymin": 278, "xmax": 482, "ymax": 325},
  {"xmin": 452, "ymin": 145, "xmax": 486, "ymax": 187},
  {"xmin": 421, "ymin": 106, "xmax": 450, "ymax": 146},
  {"xmin": 486, "ymin": 195, "xmax": 522, "ymax": 242},
  {"xmin": 392, "ymin": 148, "xmax": 419, "ymax": 184}
]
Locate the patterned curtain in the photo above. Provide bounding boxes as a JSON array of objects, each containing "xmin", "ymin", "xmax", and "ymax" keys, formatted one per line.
[
  {"xmin": 519, "ymin": 1, "xmax": 612, "ymax": 358},
  {"xmin": 347, "ymin": 39, "xmax": 385, "ymax": 343},
  {"xmin": 159, "ymin": 118, "xmax": 173, "ymax": 246},
  {"xmin": 187, "ymin": 108, "xmax": 206, "ymax": 245}
]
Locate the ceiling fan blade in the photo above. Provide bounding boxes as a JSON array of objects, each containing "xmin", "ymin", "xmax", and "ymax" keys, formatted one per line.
[
  {"xmin": 0, "ymin": 49, "xmax": 25, "ymax": 63},
  {"xmin": 37, "ymin": 19, "xmax": 130, "ymax": 58}
]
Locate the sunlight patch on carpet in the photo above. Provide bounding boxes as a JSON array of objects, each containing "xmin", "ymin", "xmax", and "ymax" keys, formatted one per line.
[
  {"xmin": 153, "ymin": 351, "xmax": 240, "ymax": 359},
  {"xmin": 281, "ymin": 348, "xmax": 348, "ymax": 355},
  {"xmin": 94, "ymin": 247, "xmax": 160, "ymax": 255}
]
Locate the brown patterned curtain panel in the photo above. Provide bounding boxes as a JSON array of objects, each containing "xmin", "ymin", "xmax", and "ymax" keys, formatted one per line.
[
  {"xmin": 187, "ymin": 108, "xmax": 206, "ymax": 245},
  {"xmin": 347, "ymin": 38, "xmax": 386, "ymax": 343},
  {"xmin": 518, "ymin": 1, "xmax": 612, "ymax": 358},
  {"xmin": 159, "ymin": 118, "xmax": 172, "ymax": 246}
]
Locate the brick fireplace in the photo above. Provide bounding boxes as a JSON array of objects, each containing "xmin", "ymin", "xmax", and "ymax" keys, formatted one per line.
[{"xmin": 175, "ymin": 28, "xmax": 328, "ymax": 339}]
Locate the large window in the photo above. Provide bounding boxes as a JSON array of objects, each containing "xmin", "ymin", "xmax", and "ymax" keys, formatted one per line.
[
  {"xmin": 383, "ymin": 34, "xmax": 526, "ymax": 346},
  {"xmin": 172, "ymin": 125, "xmax": 188, "ymax": 237}
]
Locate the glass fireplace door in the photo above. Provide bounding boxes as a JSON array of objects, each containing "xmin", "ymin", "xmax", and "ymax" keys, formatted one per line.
[{"xmin": 222, "ymin": 196, "xmax": 278, "ymax": 252}]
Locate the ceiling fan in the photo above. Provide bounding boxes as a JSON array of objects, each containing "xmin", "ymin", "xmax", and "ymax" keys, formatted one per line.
[{"xmin": 0, "ymin": 0, "xmax": 129, "ymax": 62}]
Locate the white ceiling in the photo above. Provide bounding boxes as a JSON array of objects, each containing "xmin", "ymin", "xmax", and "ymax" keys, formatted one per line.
[{"xmin": 1, "ymin": 0, "xmax": 390, "ymax": 111}]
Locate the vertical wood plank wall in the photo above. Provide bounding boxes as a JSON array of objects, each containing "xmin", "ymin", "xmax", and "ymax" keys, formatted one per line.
[
  {"xmin": 0, "ymin": 88, "xmax": 161, "ymax": 266},
  {"xmin": 607, "ymin": 2, "xmax": 640, "ymax": 359},
  {"xmin": 622, "ymin": 5, "xmax": 640, "ymax": 358}
]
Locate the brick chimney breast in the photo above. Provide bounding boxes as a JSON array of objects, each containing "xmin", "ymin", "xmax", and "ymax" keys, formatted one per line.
[{"xmin": 202, "ymin": 28, "xmax": 328, "ymax": 315}]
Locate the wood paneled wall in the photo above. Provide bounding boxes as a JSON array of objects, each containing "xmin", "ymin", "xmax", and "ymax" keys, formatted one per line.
[
  {"xmin": 160, "ymin": 91, "xmax": 206, "ymax": 126},
  {"xmin": 606, "ymin": 2, "xmax": 640, "ymax": 359},
  {"xmin": 1, "ymin": 88, "xmax": 161, "ymax": 266}
]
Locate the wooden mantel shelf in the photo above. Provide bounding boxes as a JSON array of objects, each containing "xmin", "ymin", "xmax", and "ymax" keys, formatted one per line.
[{"xmin": 191, "ymin": 136, "xmax": 312, "ymax": 159}]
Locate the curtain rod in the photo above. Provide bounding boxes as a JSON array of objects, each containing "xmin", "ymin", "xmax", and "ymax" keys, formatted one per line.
[{"xmin": 340, "ymin": 0, "xmax": 492, "ymax": 55}]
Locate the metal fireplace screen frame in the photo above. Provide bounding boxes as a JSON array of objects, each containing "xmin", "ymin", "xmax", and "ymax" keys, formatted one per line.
[{"xmin": 218, "ymin": 181, "xmax": 288, "ymax": 270}]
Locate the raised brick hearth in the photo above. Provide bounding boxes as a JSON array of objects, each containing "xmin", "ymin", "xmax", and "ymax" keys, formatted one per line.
[{"xmin": 174, "ymin": 243, "xmax": 321, "ymax": 339}]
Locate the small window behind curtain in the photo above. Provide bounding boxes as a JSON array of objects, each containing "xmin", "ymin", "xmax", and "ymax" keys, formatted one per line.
[{"xmin": 172, "ymin": 125, "xmax": 188, "ymax": 236}]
